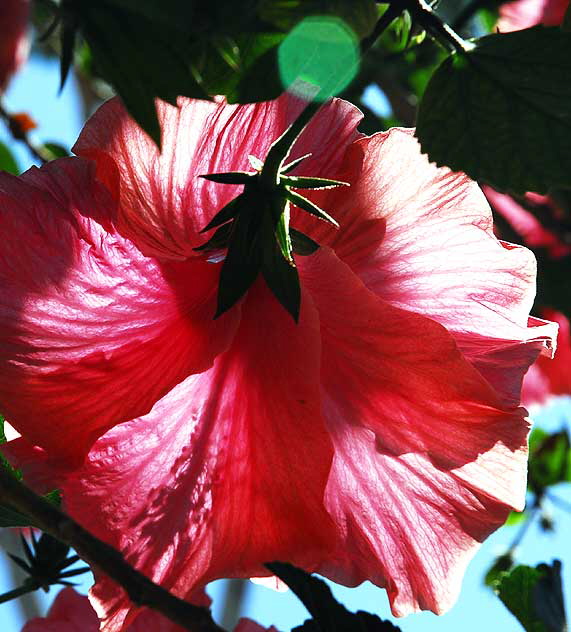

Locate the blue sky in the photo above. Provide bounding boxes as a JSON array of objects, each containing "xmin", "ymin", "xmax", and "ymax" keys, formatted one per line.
[{"xmin": 1, "ymin": 52, "xmax": 570, "ymax": 632}]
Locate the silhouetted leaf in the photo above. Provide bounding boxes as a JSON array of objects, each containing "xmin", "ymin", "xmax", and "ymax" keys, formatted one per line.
[{"xmin": 417, "ymin": 27, "xmax": 571, "ymax": 194}]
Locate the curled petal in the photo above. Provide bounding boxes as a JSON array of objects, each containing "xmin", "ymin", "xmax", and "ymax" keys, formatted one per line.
[
  {"xmin": 299, "ymin": 248, "xmax": 544, "ymax": 614},
  {"xmin": 0, "ymin": 158, "xmax": 238, "ymax": 462},
  {"xmin": 73, "ymin": 95, "xmax": 362, "ymax": 260},
  {"xmin": 522, "ymin": 309, "xmax": 571, "ymax": 407},
  {"xmin": 317, "ymin": 129, "xmax": 555, "ymax": 397}
]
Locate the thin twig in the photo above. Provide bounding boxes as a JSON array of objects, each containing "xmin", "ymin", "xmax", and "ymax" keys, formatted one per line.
[
  {"xmin": 0, "ymin": 470, "xmax": 225, "ymax": 632},
  {"xmin": 401, "ymin": 0, "xmax": 473, "ymax": 53}
]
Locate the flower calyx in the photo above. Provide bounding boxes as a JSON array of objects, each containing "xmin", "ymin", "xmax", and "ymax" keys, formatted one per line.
[
  {"xmin": 197, "ymin": 153, "xmax": 348, "ymax": 322},
  {"xmin": 8, "ymin": 530, "xmax": 90, "ymax": 593}
]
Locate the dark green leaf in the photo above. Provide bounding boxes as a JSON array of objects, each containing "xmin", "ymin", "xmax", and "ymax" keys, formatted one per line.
[
  {"xmin": 416, "ymin": 27, "xmax": 571, "ymax": 194},
  {"xmin": 528, "ymin": 429, "xmax": 571, "ymax": 493},
  {"xmin": 533, "ymin": 561, "xmax": 567, "ymax": 632},
  {"xmin": 262, "ymin": 212, "xmax": 300, "ymax": 322},
  {"xmin": 215, "ymin": 194, "xmax": 263, "ymax": 317},
  {"xmin": 76, "ymin": 3, "xmax": 208, "ymax": 146},
  {"xmin": 497, "ymin": 562, "xmax": 567, "ymax": 632},
  {"xmin": 0, "ymin": 141, "xmax": 20, "ymax": 175},
  {"xmin": 485, "ymin": 552, "xmax": 514, "ymax": 588},
  {"xmin": 43, "ymin": 142, "xmax": 70, "ymax": 159},
  {"xmin": 200, "ymin": 171, "xmax": 253, "ymax": 185}
]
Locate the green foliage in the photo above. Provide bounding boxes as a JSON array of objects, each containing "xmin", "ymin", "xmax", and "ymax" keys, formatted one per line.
[
  {"xmin": 528, "ymin": 428, "xmax": 571, "ymax": 494},
  {"xmin": 57, "ymin": 0, "xmax": 377, "ymax": 145},
  {"xmin": 0, "ymin": 141, "xmax": 20, "ymax": 175},
  {"xmin": 485, "ymin": 552, "xmax": 514, "ymax": 588},
  {"xmin": 416, "ymin": 26, "xmax": 571, "ymax": 194},
  {"xmin": 42, "ymin": 142, "xmax": 70, "ymax": 159},
  {"xmin": 496, "ymin": 562, "xmax": 567, "ymax": 632},
  {"xmin": 267, "ymin": 562, "xmax": 402, "ymax": 631}
]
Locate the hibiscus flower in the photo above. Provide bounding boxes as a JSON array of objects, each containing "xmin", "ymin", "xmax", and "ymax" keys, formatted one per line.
[
  {"xmin": 0, "ymin": 94, "xmax": 556, "ymax": 631},
  {"xmin": 22, "ymin": 586, "xmax": 274, "ymax": 632},
  {"xmin": 0, "ymin": 0, "xmax": 29, "ymax": 93},
  {"xmin": 498, "ymin": 0, "xmax": 569, "ymax": 31}
]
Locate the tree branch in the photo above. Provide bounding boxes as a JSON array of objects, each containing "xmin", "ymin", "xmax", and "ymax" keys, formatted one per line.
[{"xmin": 0, "ymin": 469, "xmax": 225, "ymax": 632}]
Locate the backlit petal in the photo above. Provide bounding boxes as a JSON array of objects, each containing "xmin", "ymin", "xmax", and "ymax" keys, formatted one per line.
[
  {"xmin": 299, "ymin": 248, "xmax": 538, "ymax": 614},
  {"xmin": 0, "ymin": 158, "xmax": 238, "ymax": 462},
  {"xmin": 48, "ymin": 281, "xmax": 334, "ymax": 631},
  {"xmin": 73, "ymin": 95, "xmax": 362, "ymax": 260}
]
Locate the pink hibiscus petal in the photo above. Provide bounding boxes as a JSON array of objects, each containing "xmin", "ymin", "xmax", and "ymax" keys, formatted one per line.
[
  {"xmin": 0, "ymin": 0, "xmax": 29, "ymax": 92},
  {"xmin": 0, "ymin": 158, "xmax": 238, "ymax": 462},
  {"xmin": 483, "ymin": 187, "xmax": 571, "ymax": 259},
  {"xmin": 299, "ymin": 248, "xmax": 540, "ymax": 614},
  {"xmin": 72, "ymin": 95, "xmax": 363, "ymax": 260},
  {"xmin": 522, "ymin": 309, "xmax": 571, "ymax": 407},
  {"xmin": 498, "ymin": 0, "xmax": 569, "ymax": 31},
  {"xmin": 316, "ymin": 129, "xmax": 555, "ymax": 397},
  {"xmin": 33, "ymin": 280, "xmax": 335, "ymax": 631}
]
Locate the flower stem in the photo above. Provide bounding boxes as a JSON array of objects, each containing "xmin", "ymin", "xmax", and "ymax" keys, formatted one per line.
[
  {"xmin": 261, "ymin": 99, "xmax": 324, "ymax": 187},
  {"xmin": 0, "ymin": 469, "xmax": 225, "ymax": 632},
  {"xmin": 399, "ymin": 0, "xmax": 473, "ymax": 53}
]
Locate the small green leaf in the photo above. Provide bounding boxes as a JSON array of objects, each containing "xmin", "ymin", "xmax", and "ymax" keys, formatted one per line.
[
  {"xmin": 0, "ymin": 141, "xmax": 20, "ymax": 175},
  {"xmin": 281, "ymin": 175, "xmax": 349, "ymax": 189},
  {"xmin": 485, "ymin": 552, "xmax": 514, "ymax": 588},
  {"xmin": 43, "ymin": 142, "xmax": 70, "ymax": 159},
  {"xmin": 285, "ymin": 190, "xmax": 339, "ymax": 227},
  {"xmin": 200, "ymin": 197, "xmax": 241, "ymax": 233},
  {"xmin": 528, "ymin": 429, "xmax": 571, "ymax": 493},
  {"xmin": 496, "ymin": 562, "xmax": 567, "ymax": 632},
  {"xmin": 281, "ymin": 153, "xmax": 312, "ymax": 174},
  {"xmin": 291, "ymin": 228, "xmax": 320, "ymax": 255},
  {"xmin": 275, "ymin": 202, "xmax": 293, "ymax": 264},
  {"xmin": 416, "ymin": 27, "xmax": 571, "ymax": 194},
  {"xmin": 215, "ymin": 194, "xmax": 263, "ymax": 317},
  {"xmin": 504, "ymin": 510, "xmax": 527, "ymax": 527},
  {"xmin": 200, "ymin": 171, "xmax": 253, "ymax": 185}
]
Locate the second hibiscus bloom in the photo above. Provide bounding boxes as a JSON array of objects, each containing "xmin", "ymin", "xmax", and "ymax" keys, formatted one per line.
[{"xmin": 0, "ymin": 94, "xmax": 556, "ymax": 632}]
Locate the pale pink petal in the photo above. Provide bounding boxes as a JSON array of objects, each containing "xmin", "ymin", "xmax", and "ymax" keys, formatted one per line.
[
  {"xmin": 250, "ymin": 576, "xmax": 288, "ymax": 592},
  {"xmin": 43, "ymin": 280, "xmax": 335, "ymax": 632},
  {"xmin": 498, "ymin": 0, "xmax": 569, "ymax": 31},
  {"xmin": 522, "ymin": 309, "xmax": 571, "ymax": 407},
  {"xmin": 0, "ymin": 0, "xmax": 29, "ymax": 92},
  {"xmin": 315, "ymin": 129, "xmax": 555, "ymax": 399},
  {"xmin": 0, "ymin": 158, "xmax": 238, "ymax": 462},
  {"xmin": 299, "ymin": 248, "xmax": 539, "ymax": 615},
  {"xmin": 484, "ymin": 187, "xmax": 571, "ymax": 259},
  {"xmin": 73, "ymin": 95, "xmax": 363, "ymax": 260}
]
